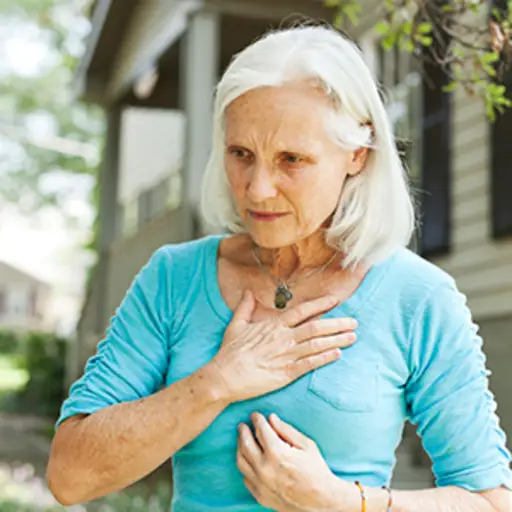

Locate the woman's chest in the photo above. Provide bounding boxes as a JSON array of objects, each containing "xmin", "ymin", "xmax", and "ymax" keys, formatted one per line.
[
  {"xmin": 166, "ymin": 312, "xmax": 410, "ymax": 461},
  {"xmin": 217, "ymin": 255, "xmax": 364, "ymax": 320}
]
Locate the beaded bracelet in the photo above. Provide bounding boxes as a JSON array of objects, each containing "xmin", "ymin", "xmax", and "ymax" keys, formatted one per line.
[
  {"xmin": 382, "ymin": 485, "xmax": 393, "ymax": 511},
  {"xmin": 354, "ymin": 481, "xmax": 367, "ymax": 512}
]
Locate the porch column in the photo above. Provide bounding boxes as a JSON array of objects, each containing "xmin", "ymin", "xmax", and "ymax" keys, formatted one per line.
[
  {"xmin": 98, "ymin": 106, "xmax": 121, "ymax": 251},
  {"xmin": 96, "ymin": 105, "xmax": 121, "ymax": 333},
  {"xmin": 180, "ymin": 10, "xmax": 221, "ymax": 237}
]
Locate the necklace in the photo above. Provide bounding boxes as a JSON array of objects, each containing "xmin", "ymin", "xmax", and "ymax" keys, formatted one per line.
[{"xmin": 251, "ymin": 243, "xmax": 339, "ymax": 310}]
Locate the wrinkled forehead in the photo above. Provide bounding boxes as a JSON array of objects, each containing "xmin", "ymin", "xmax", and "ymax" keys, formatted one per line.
[{"xmin": 223, "ymin": 85, "xmax": 334, "ymax": 148}]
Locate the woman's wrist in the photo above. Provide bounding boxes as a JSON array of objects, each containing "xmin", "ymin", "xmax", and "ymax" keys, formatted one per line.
[
  {"xmin": 198, "ymin": 361, "xmax": 235, "ymax": 407},
  {"xmin": 327, "ymin": 476, "xmax": 391, "ymax": 512}
]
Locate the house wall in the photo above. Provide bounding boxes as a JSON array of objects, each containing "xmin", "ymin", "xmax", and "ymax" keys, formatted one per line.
[
  {"xmin": 357, "ymin": 5, "xmax": 512, "ymax": 469},
  {"xmin": 478, "ymin": 315, "xmax": 512, "ymax": 450},
  {"xmin": 0, "ymin": 263, "xmax": 52, "ymax": 332},
  {"xmin": 430, "ymin": 91, "xmax": 512, "ymax": 450},
  {"xmin": 431, "ymin": 90, "xmax": 512, "ymax": 320}
]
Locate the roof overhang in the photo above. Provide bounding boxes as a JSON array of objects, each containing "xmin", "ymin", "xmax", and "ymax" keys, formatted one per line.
[{"xmin": 75, "ymin": 0, "xmax": 338, "ymax": 107}]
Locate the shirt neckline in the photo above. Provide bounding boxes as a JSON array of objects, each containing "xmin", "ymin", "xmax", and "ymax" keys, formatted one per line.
[{"xmin": 204, "ymin": 234, "xmax": 393, "ymax": 323}]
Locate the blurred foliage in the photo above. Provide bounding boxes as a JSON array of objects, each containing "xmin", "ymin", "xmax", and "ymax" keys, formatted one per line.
[
  {"xmin": 20, "ymin": 331, "xmax": 67, "ymax": 417},
  {"xmin": 0, "ymin": 480, "xmax": 172, "ymax": 512},
  {"xmin": 0, "ymin": 0, "xmax": 104, "ymax": 221},
  {"xmin": 0, "ymin": 501, "xmax": 64, "ymax": 512},
  {"xmin": 327, "ymin": 0, "xmax": 512, "ymax": 120},
  {"xmin": 0, "ymin": 329, "xmax": 19, "ymax": 353},
  {"xmin": 88, "ymin": 482, "xmax": 172, "ymax": 512},
  {"xmin": 0, "ymin": 329, "xmax": 67, "ymax": 418}
]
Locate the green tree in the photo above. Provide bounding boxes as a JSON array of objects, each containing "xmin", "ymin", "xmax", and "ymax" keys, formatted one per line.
[
  {"xmin": 327, "ymin": 0, "xmax": 512, "ymax": 120},
  {"xmin": 0, "ymin": 0, "xmax": 104, "ymax": 212}
]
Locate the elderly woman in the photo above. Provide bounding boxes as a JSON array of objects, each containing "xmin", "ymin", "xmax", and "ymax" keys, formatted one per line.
[{"xmin": 47, "ymin": 25, "xmax": 512, "ymax": 512}]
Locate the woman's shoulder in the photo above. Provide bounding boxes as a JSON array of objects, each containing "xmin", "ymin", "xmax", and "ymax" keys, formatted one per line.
[
  {"xmin": 387, "ymin": 246, "xmax": 456, "ymax": 295},
  {"xmin": 135, "ymin": 234, "xmax": 226, "ymax": 290},
  {"xmin": 149, "ymin": 234, "xmax": 226, "ymax": 266},
  {"xmin": 375, "ymin": 246, "xmax": 459, "ymax": 323}
]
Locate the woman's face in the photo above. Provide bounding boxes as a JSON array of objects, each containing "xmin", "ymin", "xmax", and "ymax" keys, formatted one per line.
[{"xmin": 224, "ymin": 82, "xmax": 366, "ymax": 248}]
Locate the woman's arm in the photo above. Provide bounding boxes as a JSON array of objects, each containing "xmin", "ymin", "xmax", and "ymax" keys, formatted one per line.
[
  {"xmin": 236, "ymin": 413, "xmax": 512, "ymax": 512},
  {"xmin": 48, "ymin": 244, "xmax": 356, "ymax": 506},
  {"xmin": 47, "ymin": 363, "xmax": 229, "ymax": 506},
  {"xmin": 331, "ymin": 478, "xmax": 511, "ymax": 512}
]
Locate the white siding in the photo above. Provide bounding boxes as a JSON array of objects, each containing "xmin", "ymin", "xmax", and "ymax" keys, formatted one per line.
[{"xmin": 118, "ymin": 108, "xmax": 185, "ymax": 204}]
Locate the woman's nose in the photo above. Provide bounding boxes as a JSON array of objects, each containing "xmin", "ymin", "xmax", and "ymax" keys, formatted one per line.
[{"xmin": 246, "ymin": 164, "xmax": 278, "ymax": 203}]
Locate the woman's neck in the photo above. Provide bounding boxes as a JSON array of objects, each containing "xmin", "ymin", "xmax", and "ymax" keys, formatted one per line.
[{"xmin": 252, "ymin": 231, "xmax": 340, "ymax": 281}]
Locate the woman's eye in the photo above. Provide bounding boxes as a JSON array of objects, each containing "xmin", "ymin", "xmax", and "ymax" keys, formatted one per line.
[
  {"xmin": 283, "ymin": 153, "xmax": 303, "ymax": 164},
  {"xmin": 230, "ymin": 148, "xmax": 248, "ymax": 159}
]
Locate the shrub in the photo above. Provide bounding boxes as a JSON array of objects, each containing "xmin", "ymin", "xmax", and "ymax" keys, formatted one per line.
[
  {"xmin": 15, "ymin": 331, "xmax": 68, "ymax": 418},
  {"xmin": 0, "ymin": 329, "xmax": 20, "ymax": 354}
]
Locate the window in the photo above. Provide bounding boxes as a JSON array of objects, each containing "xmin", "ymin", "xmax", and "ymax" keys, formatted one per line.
[
  {"xmin": 121, "ymin": 198, "xmax": 138, "ymax": 238},
  {"xmin": 491, "ymin": 0, "xmax": 512, "ymax": 238},
  {"xmin": 10, "ymin": 288, "xmax": 27, "ymax": 317},
  {"xmin": 137, "ymin": 189, "xmax": 153, "ymax": 226},
  {"xmin": 28, "ymin": 287, "xmax": 38, "ymax": 317},
  {"xmin": 418, "ymin": 17, "xmax": 452, "ymax": 257},
  {"xmin": 362, "ymin": 27, "xmax": 451, "ymax": 256},
  {"xmin": 166, "ymin": 172, "xmax": 182, "ymax": 211}
]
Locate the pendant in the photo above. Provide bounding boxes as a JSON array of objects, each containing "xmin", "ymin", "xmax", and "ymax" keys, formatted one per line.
[{"xmin": 275, "ymin": 284, "xmax": 293, "ymax": 309}]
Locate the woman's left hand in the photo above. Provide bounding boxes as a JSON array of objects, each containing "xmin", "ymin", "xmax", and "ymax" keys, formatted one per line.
[{"xmin": 237, "ymin": 412, "xmax": 344, "ymax": 512}]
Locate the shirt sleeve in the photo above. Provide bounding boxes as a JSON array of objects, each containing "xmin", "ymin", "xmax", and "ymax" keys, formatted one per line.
[
  {"xmin": 405, "ymin": 278, "xmax": 512, "ymax": 491},
  {"xmin": 56, "ymin": 246, "xmax": 172, "ymax": 429}
]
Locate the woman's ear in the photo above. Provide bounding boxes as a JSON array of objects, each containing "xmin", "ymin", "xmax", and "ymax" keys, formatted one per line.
[{"xmin": 347, "ymin": 146, "xmax": 369, "ymax": 176}]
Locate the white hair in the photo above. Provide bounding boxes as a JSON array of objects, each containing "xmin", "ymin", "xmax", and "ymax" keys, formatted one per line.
[{"xmin": 200, "ymin": 24, "xmax": 415, "ymax": 268}]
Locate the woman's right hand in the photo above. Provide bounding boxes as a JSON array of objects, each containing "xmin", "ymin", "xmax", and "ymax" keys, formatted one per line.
[{"xmin": 208, "ymin": 290, "xmax": 357, "ymax": 403}]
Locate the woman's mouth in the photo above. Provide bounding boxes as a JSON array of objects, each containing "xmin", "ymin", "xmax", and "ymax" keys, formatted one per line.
[{"xmin": 248, "ymin": 211, "xmax": 289, "ymax": 222}]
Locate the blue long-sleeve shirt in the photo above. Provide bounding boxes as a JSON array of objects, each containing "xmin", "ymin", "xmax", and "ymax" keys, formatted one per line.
[{"xmin": 58, "ymin": 234, "xmax": 512, "ymax": 511}]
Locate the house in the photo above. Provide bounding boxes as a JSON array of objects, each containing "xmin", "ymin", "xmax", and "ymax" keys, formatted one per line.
[
  {"xmin": 0, "ymin": 260, "xmax": 53, "ymax": 332},
  {"xmin": 71, "ymin": 0, "xmax": 511, "ymax": 490}
]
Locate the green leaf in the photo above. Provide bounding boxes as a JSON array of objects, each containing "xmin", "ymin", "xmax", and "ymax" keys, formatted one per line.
[
  {"xmin": 483, "ymin": 64, "xmax": 497, "ymax": 77},
  {"xmin": 417, "ymin": 35, "xmax": 433, "ymax": 46},
  {"xmin": 442, "ymin": 82, "xmax": 459, "ymax": 93},
  {"xmin": 375, "ymin": 21, "xmax": 390, "ymax": 35},
  {"xmin": 481, "ymin": 52, "xmax": 500, "ymax": 64},
  {"xmin": 441, "ymin": 4, "xmax": 455, "ymax": 11},
  {"xmin": 487, "ymin": 102, "xmax": 496, "ymax": 122},
  {"xmin": 343, "ymin": 3, "xmax": 361, "ymax": 25},
  {"xmin": 417, "ymin": 22, "xmax": 432, "ymax": 34},
  {"xmin": 469, "ymin": 2, "xmax": 480, "ymax": 13},
  {"xmin": 333, "ymin": 11, "xmax": 344, "ymax": 28},
  {"xmin": 398, "ymin": 32, "xmax": 415, "ymax": 52},
  {"xmin": 382, "ymin": 32, "xmax": 397, "ymax": 51},
  {"xmin": 496, "ymin": 96, "xmax": 512, "ymax": 106},
  {"xmin": 402, "ymin": 20, "xmax": 413, "ymax": 35},
  {"xmin": 324, "ymin": 0, "xmax": 341, "ymax": 6}
]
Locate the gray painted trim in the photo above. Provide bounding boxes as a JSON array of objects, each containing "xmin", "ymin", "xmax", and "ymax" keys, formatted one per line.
[
  {"xmin": 73, "ymin": 0, "xmax": 113, "ymax": 99},
  {"xmin": 205, "ymin": 0, "xmax": 334, "ymax": 20},
  {"xmin": 105, "ymin": 0, "xmax": 203, "ymax": 104}
]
